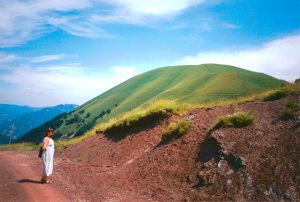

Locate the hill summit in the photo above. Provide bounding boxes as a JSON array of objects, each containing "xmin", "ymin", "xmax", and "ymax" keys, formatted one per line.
[{"xmin": 20, "ymin": 64, "xmax": 285, "ymax": 143}]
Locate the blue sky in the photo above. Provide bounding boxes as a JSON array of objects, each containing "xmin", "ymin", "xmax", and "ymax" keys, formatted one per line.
[{"xmin": 0, "ymin": 0, "xmax": 299, "ymax": 106}]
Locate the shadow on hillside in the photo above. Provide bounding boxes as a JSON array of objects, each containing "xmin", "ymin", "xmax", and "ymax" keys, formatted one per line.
[
  {"xmin": 155, "ymin": 133, "xmax": 182, "ymax": 148},
  {"xmin": 197, "ymin": 137, "xmax": 222, "ymax": 163},
  {"xmin": 103, "ymin": 112, "xmax": 168, "ymax": 142},
  {"xmin": 17, "ymin": 179, "xmax": 41, "ymax": 184}
]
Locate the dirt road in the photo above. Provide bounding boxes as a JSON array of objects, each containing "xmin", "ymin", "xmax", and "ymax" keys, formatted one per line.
[{"xmin": 0, "ymin": 151, "xmax": 69, "ymax": 202}]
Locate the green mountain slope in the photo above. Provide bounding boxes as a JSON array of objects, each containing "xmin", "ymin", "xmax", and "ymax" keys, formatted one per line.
[{"xmin": 19, "ymin": 64, "xmax": 285, "ymax": 143}]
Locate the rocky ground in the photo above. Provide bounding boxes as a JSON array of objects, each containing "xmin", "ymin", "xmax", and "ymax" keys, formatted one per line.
[
  {"xmin": 1, "ymin": 94, "xmax": 299, "ymax": 201},
  {"xmin": 56, "ymin": 94, "xmax": 300, "ymax": 201}
]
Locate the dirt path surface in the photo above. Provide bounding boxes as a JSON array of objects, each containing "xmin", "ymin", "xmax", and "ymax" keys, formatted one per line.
[{"xmin": 0, "ymin": 151, "xmax": 69, "ymax": 202}]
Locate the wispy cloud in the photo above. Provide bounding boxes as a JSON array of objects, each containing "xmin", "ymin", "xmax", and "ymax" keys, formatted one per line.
[
  {"xmin": 30, "ymin": 54, "xmax": 77, "ymax": 63},
  {"xmin": 0, "ymin": 52, "xmax": 75, "ymax": 65},
  {"xmin": 0, "ymin": 64, "xmax": 138, "ymax": 106},
  {"xmin": 0, "ymin": 0, "xmax": 212, "ymax": 47},
  {"xmin": 0, "ymin": 52, "xmax": 17, "ymax": 63},
  {"xmin": 0, "ymin": 0, "xmax": 93, "ymax": 47},
  {"xmin": 181, "ymin": 34, "xmax": 300, "ymax": 81},
  {"xmin": 47, "ymin": 16, "xmax": 112, "ymax": 38}
]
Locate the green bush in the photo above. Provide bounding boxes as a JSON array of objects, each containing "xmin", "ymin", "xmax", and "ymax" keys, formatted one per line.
[
  {"xmin": 263, "ymin": 89, "xmax": 290, "ymax": 101},
  {"xmin": 65, "ymin": 116, "xmax": 81, "ymax": 125},
  {"xmin": 281, "ymin": 101, "xmax": 299, "ymax": 120},
  {"xmin": 85, "ymin": 112, "xmax": 91, "ymax": 118},
  {"xmin": 161, "ymin": 119, "xmax": 192, "ymax": 142},
  {"xmin": 210, "ymin": 112, "xmax": 255, "ymax": 132}
]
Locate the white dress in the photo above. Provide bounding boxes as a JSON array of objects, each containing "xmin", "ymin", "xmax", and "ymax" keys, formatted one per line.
[{"xmin": 41, "ymin": 137, "xmax": 55, "ymax": 177}]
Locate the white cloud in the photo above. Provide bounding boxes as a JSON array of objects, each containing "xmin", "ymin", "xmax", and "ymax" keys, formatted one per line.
[
  {"xmin": 0, "ymin": 52, "xmax": 75, "ymax": 65},
  {"xmin": 181, "ymin": 34, "xmax": 300, "ymax": 81},
  {"xmin": 30, "ymin": 54, "xmax": 77, "ymax": 63},
  {"xmin": 104, "ymin": 0, "xmax": 205, "ymax": 16},
  {"xmin": 0, "ymin": 0, "xmax": 210, "ymax": 47},
  {"xmin": 47, "ymin": 16, "xmax": 111, "ymax": 38},
  {"xmin": 90, "ymin": 13, "xmax": 145, "ymax": 26},
  {"xmin": 0, "ymin": 0, "xmax": 93, "ymax": 47},
  {"xmin": 0, "ymin": 64, "xmax": 138, "ymax": 106},
  {"xmin": 0, "ymin": 52, "xmax": 17, "ymax": 63}
]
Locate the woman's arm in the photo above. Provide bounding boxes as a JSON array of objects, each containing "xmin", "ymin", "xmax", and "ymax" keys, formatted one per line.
[{"xmin": 42, "ymin": 138, "xmax": 50, "ymax": 151}]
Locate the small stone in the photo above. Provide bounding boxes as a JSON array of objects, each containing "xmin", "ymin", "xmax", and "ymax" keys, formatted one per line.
[
  {"xmin": 227, "ymin": 179, "xmax": 232, "ymax": 186},
  {"xmin": 240, "ymin": 157, "xmax": 246, "ymax": 166},
  {"xmin": 218, "ymin": 160, "xmax": 230, "ymax": 175},
  {"xmin": 186, "ymin": 115, "xmax": 195, "ymax": 121},
  {"xmin": 226, "ymin": 169, "xmax": 234, "ymax": 175}
]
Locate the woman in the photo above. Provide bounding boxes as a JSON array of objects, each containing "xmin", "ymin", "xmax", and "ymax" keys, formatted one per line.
[{"xmin": 41, "ymin": 127, "xmax": 55, "ymax": 184}]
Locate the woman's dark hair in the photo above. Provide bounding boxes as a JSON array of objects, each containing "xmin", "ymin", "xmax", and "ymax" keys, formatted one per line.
[{"xmin": 45, "ymin": 127, "xmax": 54, "ymax": 137}]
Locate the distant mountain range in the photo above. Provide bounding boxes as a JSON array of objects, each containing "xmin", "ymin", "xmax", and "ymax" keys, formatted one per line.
[
  {"xmin": 0, "ymin": 104, "xmax": 77, "ymax": 144},
  {"xmin": 19, "ymin": 64, "xmax": 286, "ymax": 143}
]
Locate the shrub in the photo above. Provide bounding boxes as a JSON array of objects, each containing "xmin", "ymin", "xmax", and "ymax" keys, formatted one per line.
[
  {"xmin": 263, "ymin": 89, "xmax": 290, "ymax": 101},
  {"xmin": 95, "ymin": 110, "xmax": 106, "ymax": 119},
  {"xmin": 161, "ymin": 119, "xmax": 192, "ymax": 142},
  {"xmin": 78, "ymin": 110, "xmax": 85, "ymax": 114},
  {"xmin": 76, "ymin": 120, "xmax": 96, "ymax": 136},
  {"xmin": 85, "ymin": 112, "xmax": 91, "ymax": 118},
  {"xmin": 65, "ymin": 116, "xmax": 81, "ymax": 125},
  {"xmin": 281, "ymin": 101, "xmax": 299, "ymax": 120},
  {"xmin": 210, "ymin": 112, "xmax": 255, "ymax": 132}
]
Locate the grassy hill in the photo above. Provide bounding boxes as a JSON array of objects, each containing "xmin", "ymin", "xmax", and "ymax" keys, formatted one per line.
[{"xmin": 19, "ymin": 64, "xmax": 285, "ymax": 143}]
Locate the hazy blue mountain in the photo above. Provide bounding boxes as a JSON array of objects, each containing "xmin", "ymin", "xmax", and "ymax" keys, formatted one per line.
[
  {"xmin": 0, "ymin": 104, "xmax": 77, "ymax": 144},
  {"xmin": 0, "ymin": 104, "xmax": 41, "ymax": 126}
]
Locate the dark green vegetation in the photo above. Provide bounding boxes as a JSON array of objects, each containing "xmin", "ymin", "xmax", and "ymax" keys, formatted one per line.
[
  {"xmin": 209, "ymin": 112, "xmax": 255, "ymax": 133},
  {"xmin": 161, "ymin": 119, "xmax": 192, "ymax": 143},
  {"xmin": 19, "ymin": 64, "xmax": 284, "ymax": 143},
  {"xmin": 281, "ymin": 101, "xmax": 299, "ymax": 120},
  {"xmin": 263, "ymin": 89, "xmax": 290, "ymax": 101},
  {"xmin": 0, "ymin": 104, "xmax": 77, "ymax": 144}
]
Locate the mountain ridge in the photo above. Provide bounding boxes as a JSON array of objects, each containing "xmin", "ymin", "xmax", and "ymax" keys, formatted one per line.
[
  {"xmin": 19, "ymin": 64, "xmax": 285, "ymax": 143},
  {"xmin": 0, "ymin": 104, "xmax": 77, "ymax": 144}
]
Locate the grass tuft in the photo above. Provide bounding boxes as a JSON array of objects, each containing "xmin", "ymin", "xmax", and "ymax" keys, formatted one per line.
[
  {"xmin": 280, "ymin": 101, "xmax": 299, "ymax": 120},
  {"xmin": 95, "ymin": 100, "xmax": 188, "ymax": 134},
  {"xmin": 210, "ymin": 112, "xmax": 255, "ymax": 133},
  {"xmin": 161, "ymin": 119, "xmax": 192, "ymax": 143}
]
